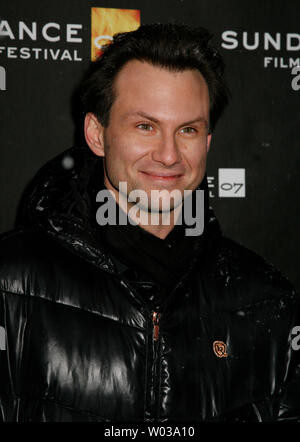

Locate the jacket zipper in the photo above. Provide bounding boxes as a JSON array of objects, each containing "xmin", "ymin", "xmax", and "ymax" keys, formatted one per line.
[
  {"xmin": 152, "ymin": 311, "xmax": 161, "ymax": 342},
  {"xmin": 151, "ymin": 311, "xmax": 161, "ymax": 420}
]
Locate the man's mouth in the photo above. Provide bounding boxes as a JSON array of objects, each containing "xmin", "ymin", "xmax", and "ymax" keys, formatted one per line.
[{"xmin": 140, "ymin": 171, "xmax": 183, "ymax": 181}]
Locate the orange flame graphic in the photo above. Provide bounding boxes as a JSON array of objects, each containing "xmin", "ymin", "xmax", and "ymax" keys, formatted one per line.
[{"xmin": 91, "ymin": 7, "xmax": 141, "ymax": 61}]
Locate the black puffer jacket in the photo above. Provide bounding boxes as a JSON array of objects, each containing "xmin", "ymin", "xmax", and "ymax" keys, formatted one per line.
[{"xmin": 0, "ymin": 146, "xmax": 299, "ymax": 422}]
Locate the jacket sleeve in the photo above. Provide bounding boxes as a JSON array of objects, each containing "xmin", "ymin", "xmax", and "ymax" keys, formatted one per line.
[
  {"xmin": 219, "ymin": 289, "xmax": 300, "ymax": 423},
  {"xmin": 0, "ymin": 290, "xmax": 28, "ymax": 422},
  {"xmin": 255, "ymin": 293, "xmax": 300, "ymax": 422},
  {"xmin": 276, "ymin": 330, "xmax": 300, "ymax": 421}
]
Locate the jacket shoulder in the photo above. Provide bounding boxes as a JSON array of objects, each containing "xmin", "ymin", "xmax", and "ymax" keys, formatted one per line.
[
  {"xmin": 0, "ymin": 228, "xmax": 98, "ymax": 300},
  {"xmin": 0, "ymin": 229, "xmax": 59, "ymax": 295},
  {"xmin": 210, "ymin": 235, "xmax": 297, "ymax": 308},
  {"xmin": 0, "ymin": 227, "xmax": 55, "ymax": 258}
]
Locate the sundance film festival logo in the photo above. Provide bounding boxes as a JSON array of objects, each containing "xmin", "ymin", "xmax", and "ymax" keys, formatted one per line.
[
  {"xmin": 0, "ymin": 20, "xmax": 83, "ymax": 61},
  {"xmin": 96, "ymin": 182, "xmax": 205, "ymax": 236},
  {"xmin": 206, "ymin": 169, "xmax": 246, "ymax": 198},
  {"xmin": 221, "ymin": 31, "xmax": 300, "ymax": 70},
  {"xmin": 218, "ymin": 168, "xmax": 245, "ymax": 197}
]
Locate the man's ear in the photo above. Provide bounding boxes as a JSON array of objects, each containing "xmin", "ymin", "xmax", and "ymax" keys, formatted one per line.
[
  {"xmin": 206, "ymin": 133, "xmax": 212, "ymax": 153},
  {"xmin": 84, "ymin": 112, "xmax": 105, "ymax": 157}
]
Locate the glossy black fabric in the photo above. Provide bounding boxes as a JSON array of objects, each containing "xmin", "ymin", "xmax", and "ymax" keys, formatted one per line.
[{"xmin": 0, "ymin": 145, "xmax": 300, "ymax": 422}]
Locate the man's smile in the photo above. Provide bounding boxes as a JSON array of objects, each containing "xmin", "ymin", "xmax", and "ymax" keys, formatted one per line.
[{"xmin": 140, "ymin": 171, "xmax": 184, "ymax": 181}]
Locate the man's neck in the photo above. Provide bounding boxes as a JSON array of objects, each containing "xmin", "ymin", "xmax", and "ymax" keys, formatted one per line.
[
  {"xmin": 104, "ymin": 179, "xmax": 182, "ymax": 240},
  {"xmin": 132, "ymin": 214, "xmax": 179, "ymax": 240}
]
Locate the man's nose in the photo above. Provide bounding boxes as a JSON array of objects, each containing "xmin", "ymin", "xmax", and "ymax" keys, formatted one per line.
[{"xmin": 152, "ymin": 133, "xmax": 181, "ymax": 166}]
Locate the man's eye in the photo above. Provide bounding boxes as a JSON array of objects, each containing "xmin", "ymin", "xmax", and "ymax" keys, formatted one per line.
[
  {"xmin": 137, "ymin": 123, "xmax": 153, "ymax": 131},
  {"xmin": 180, "ymin": 127, "xmax": 197, "ymax": 134}
]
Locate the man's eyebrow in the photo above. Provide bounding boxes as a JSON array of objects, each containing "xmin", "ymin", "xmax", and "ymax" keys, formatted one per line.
[
  {"xmin": 123, "ymin": 111, "xmax": 160, "ymax": 123},
  {"xmin": 179, "ymin": 116, "xmax": 209, "ymax": 128},
  {"xmin": 124, "ymin": 111, "xmax": 208, "ymax": 128}
]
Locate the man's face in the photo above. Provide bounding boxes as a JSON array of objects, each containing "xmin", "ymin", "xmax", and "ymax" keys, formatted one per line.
[{"xmin": 87, "ymin": 60, "xmax": 211, "ymax": 212}]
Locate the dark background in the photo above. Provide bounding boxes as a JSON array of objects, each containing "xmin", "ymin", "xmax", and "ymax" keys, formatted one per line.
[{"xmin": 0, "ymin": 0, "xmax": 299, "ymax": 291}]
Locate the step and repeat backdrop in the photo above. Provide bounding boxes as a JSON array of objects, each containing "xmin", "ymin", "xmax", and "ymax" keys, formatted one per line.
[{"xmin": 0, "ymin": 0, "xmax": 299, "ymax": 291}]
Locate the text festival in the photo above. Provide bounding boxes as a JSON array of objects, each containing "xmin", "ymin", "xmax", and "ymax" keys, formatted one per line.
[{"xmin": 0, "ymin": 20, "xmax": 83, "ymax": 61}]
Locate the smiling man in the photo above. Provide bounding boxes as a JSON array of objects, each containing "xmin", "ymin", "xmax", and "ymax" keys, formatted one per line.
[
  {"xmin": 85, "ymin": 59, "xmax": 211, "ymax": 238},
  {"xmin": 0, "ymin": 23, "xmax": 300, "ymax": 422}
]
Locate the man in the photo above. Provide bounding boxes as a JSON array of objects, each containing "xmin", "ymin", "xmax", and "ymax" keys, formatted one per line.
[{"xmin": 0, "ymin": 23, "xmax": 299, "ymax": 422}]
